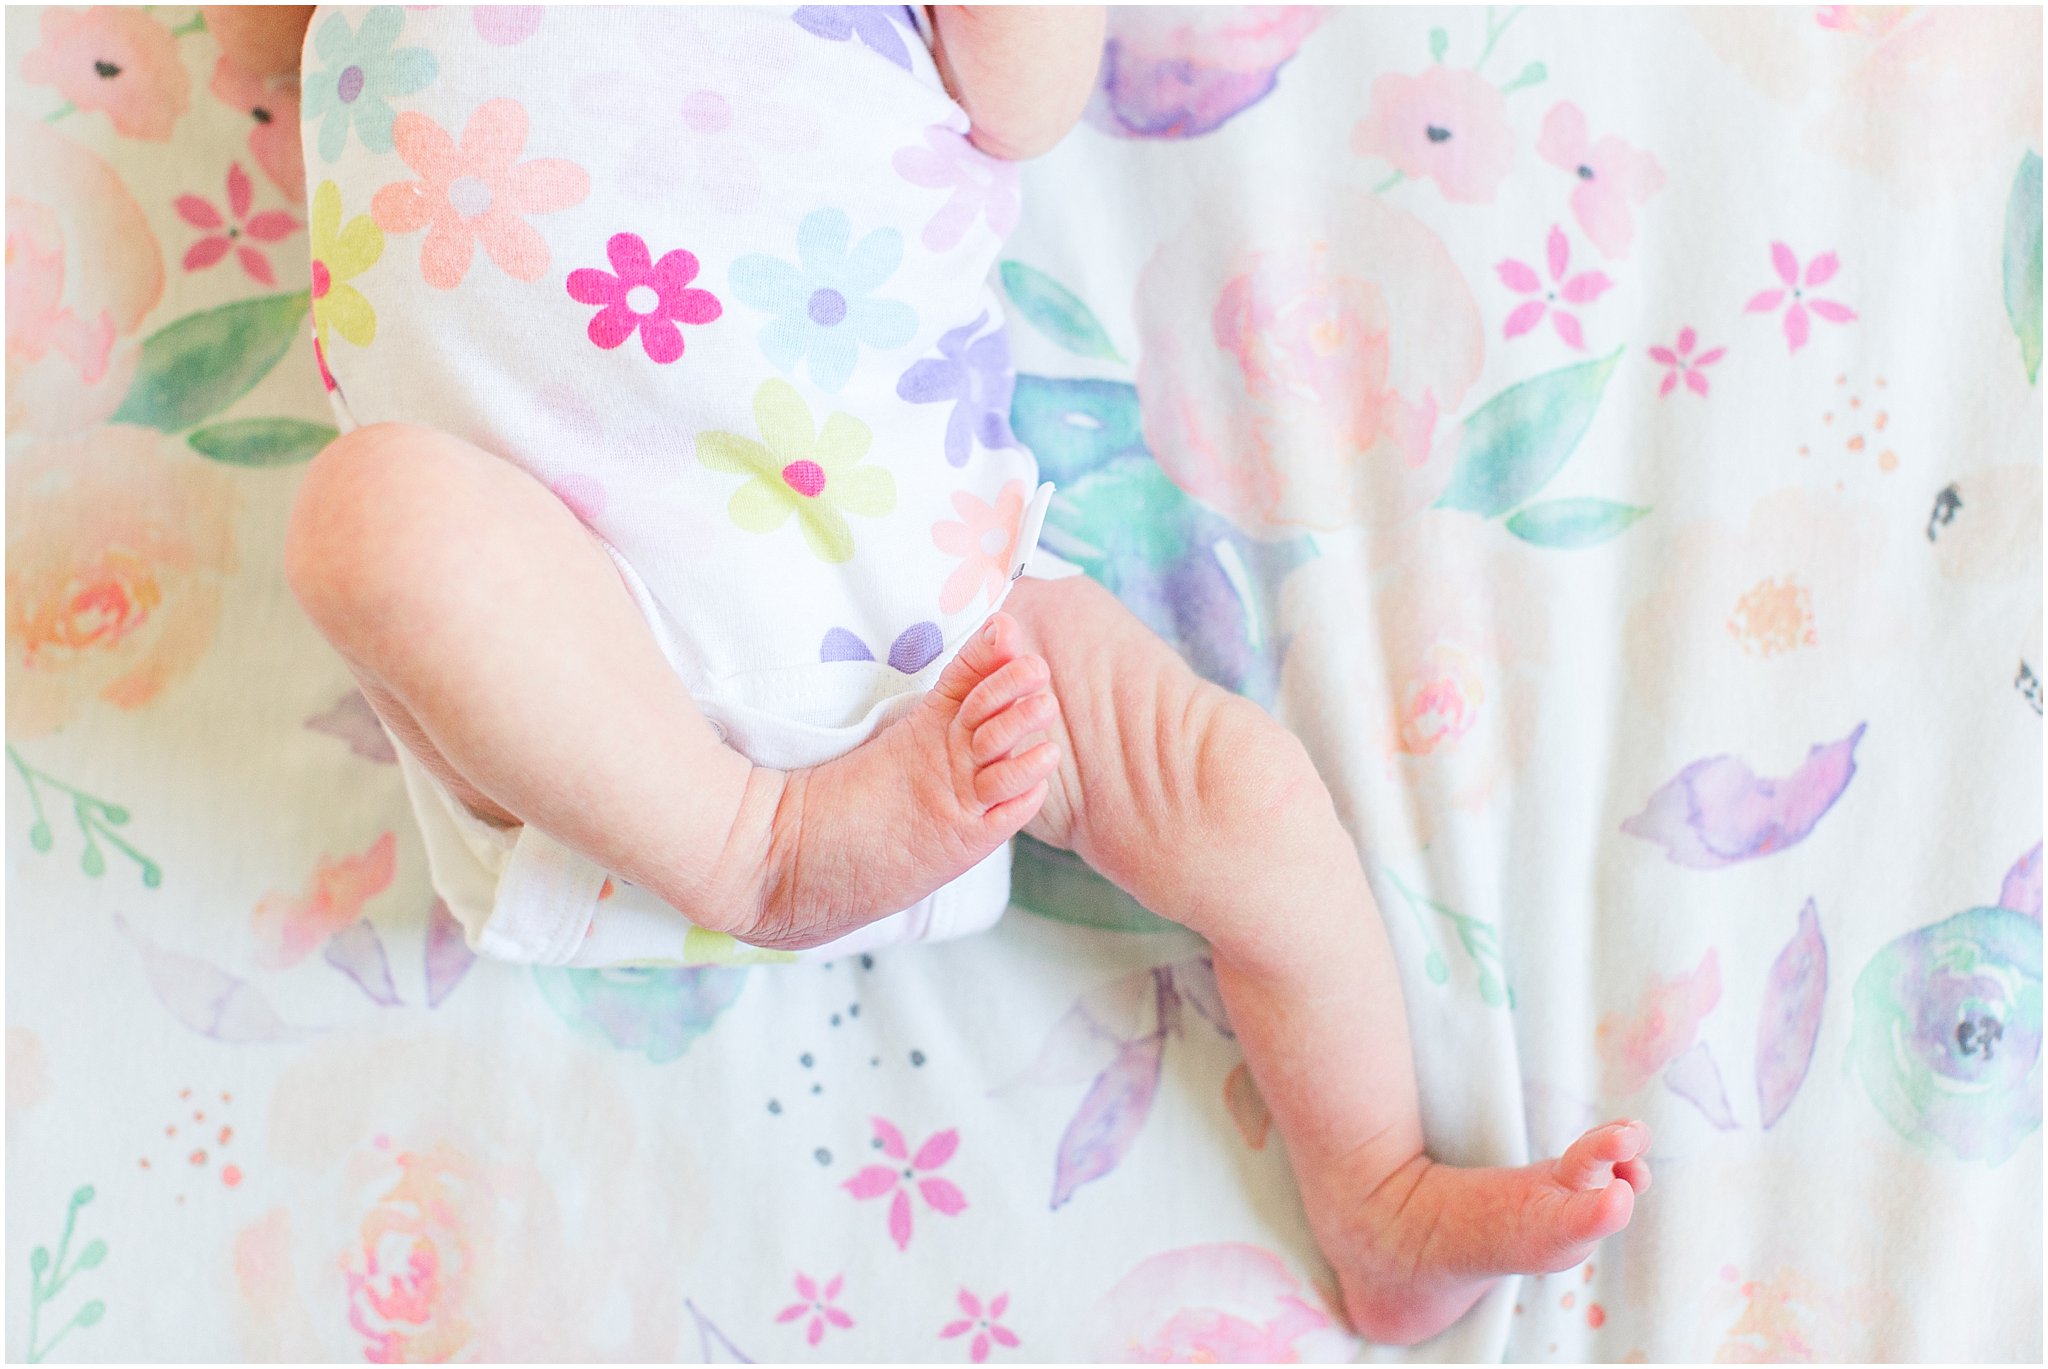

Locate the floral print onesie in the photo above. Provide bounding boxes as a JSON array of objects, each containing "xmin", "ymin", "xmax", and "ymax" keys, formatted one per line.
[{"xmin": 301, "ymin": 5, "xmax": 1066, "ymax": 966}]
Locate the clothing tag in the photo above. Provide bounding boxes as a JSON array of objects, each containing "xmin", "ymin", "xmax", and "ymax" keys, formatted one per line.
[{"xmin": 1009, "ymin": 481, "xmax": 1057, "ymax": 582}]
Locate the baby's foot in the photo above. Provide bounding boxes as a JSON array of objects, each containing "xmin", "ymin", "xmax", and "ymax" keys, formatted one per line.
[
  {"xmin": 749, "ymin": 612, "xmax": 1060, "ymax": 947},
  {"xmin": 1316, "ymin": 1120, "xmax": 1652, "ymax": 1346}
]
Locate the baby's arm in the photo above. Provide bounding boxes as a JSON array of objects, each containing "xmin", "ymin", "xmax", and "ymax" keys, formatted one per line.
[
  {"xmin": 200, "ymin": 6, "xmax": 313, "ymax": 79},
  {"xmin": 928, "ymin": 5, "xmax": 1106, "ymax": 160}
]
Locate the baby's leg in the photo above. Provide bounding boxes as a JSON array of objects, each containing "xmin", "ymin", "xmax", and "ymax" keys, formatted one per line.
[
  {"xmin": 285, "ymin": 422, "xmax": 1061, "ymax": 949},
  {"xmin": 1002, "ymin": 575, "xmax": 1649, "ymax": 1346}
]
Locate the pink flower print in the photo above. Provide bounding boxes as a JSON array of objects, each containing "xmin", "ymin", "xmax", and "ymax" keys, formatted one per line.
[
  {"xmin": 775, "ymin": 1272, "xmax": 854, "ymax": 1346},
  {"xmin": 209, "ymin": 56, "xmax": 305, "ymax": 202},
  {"xmin": 1746, "ymin": 243, "xmax": 1856, "ymax": 354},
  {"xmin": 1649, "ymin": 328, "xmax": 1727, "ymax": 397},
  {"xmin": 1496, "ymin": 226, "xmax": 1612, "ymax": 350},
  {"xmin": 566, "ymin": 233, "xmax": 722, "ymax": 364},
  {"xmin": 893, "ymin": 118, "xmax": 1021, "ymax": 253},
  {"xmin": 940, "ymin": 1289, "xmax": 1020, "ymax": 1363},
  {"xmin": 473, "ymin": 6, "xmax": 543, "ymax": 45},
  {"xmin": 843, "ymin": 1117, "xmax": 967, "ymax": 1251},
  {"xmin": 1535, "ymin": 102, "xmax": 1665, "ymax": 259},
  {"xmin": 932, "ymin": 481, "xmax": 1029, "ymax": 615},
  {"xmin": 372, "ymin": 99, "xmax": 590, "ymax": 290},
  {"xmin": 1351, "ymin": 65, "xmax": 1514, "ymax": 203},
  {"xmin": 176, "ymin": 163, "xmax": 298, "ymax": 287}
]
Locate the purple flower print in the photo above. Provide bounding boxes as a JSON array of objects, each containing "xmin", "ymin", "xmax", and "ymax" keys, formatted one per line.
[
  {"xmin": 820, "ymin": 622, "xmax": 944, "ymax": 673},
  {"xmin": 893, "ymin": 119, "xmax": 1021, "ymax": 252},
  {"xmin": 1497, "ymin": 226, "xmax": 1612, "ymax": 350},
  {"xmin": 1649, "ymin": 327, "xmax": 1727, "ymax": 397},
  {"xmin": 843, "ymin": 1117, "xmax": 966, "ymax": 1251},
  {"xmin": 1621, "ymin": 724, "xmax": 1864, "ymax": 869},
  {"xmin": 939, "ymin": 1289, "xmax": 1020, "ymax": 1363},
  {"xmin": 775, "ymin": 1272, "xmax": 854, "ymax": 1347},
  {"xmin": 1746, "ymin": 242, "xmax": 1856, "ymax": 353},
  {"xmin": 792, "ymin": 5, "xmax": 914, "ymax": 70},
  {"xmin": 566, "ymin": 232, "xmax": 721, "ymax": 364},
  {"xmin": 896, "ymin": 312, "xmax": 1021, "ymax": 467}
]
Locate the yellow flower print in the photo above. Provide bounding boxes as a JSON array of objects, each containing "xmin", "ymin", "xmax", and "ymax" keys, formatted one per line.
[
  {"xmin": 308, "ymin": 180, "xmax": 383, "ymax": 353},
  {"xmin": 696, "ymin": 379, "xmax": 896, "ymax": 563}
]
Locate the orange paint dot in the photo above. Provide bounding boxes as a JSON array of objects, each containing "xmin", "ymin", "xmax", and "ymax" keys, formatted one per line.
[
  {"xmin": 222, "ymin": 1165, "xmax": 243, "ymax": 1188},
  {"xmin": 1835, "ymin": 374, "xmax": 1847, "ymax": 385},
  {"xmin": 1823, "ymin": 412, "xmax": 1834, "ymax": 423},
  {"xmin": 1849, "ymin": 396, "xmax": 1861, "ymax": 408},
  {"xmin": 194, "ymin": 1111, "xmax": 206, "ymax": 1122},
  {"xmin": 598, "ymin": 876, "xmax": 616, "ymax": 901},
  {"xmin": 1798, "ymin": 445, "xmax": 1810, "ymax": 456},
  {"xmin": 177, "ymin": 1195, "xmax": 186, "ymax": 1205},
  {"xmin": 1584, "ymin": 1264, "xmax": 1596, "ymax": 1282},
  {"xmin": 1847, "ymin": 434, "xmax": 1865, "ymax": 452},
  {"xmin": 1515, "ymin": 1304, "xmax": 1524, "ymax": 1315},
  {"xmin": 189, "ymin": 1149, "xmax": 208, "ymax": 1166},
  {"xmin": 221, "ymin": 1092, "xmax": 232, "ymax": 1103},
  {"xmin": 218, "ymin": 1125, "xmax": 234, "ymax": 1146},
  {"xmin": 138, "ymin": 1158, "xmax": 151, "ymax": 1170},
  {"xmin": 1588, "ymin": 1303, "xmax": 1607, "ymax": 1329},
  {"xmin": 1878, "ymin": 450, "xmax": 1899, "ymax": 472},
  {"xmin": 1875, "ymin": 411, "xmax": 1889, "ymax": 430},
  {"xmin": 1561, "ymin": 1292, "xmax": 1576, "ymax": 1310},
  {"xmin": 179, "ymin": 1088, "xmax": 192, "ymax": 1099},
  {"xmin": 1876, "ymin": 375, "xmax": 1888, "ymax": 388},
  {"xmin": 165, "ymin": 1124, "xmax": 176, "ymax": 1136}
]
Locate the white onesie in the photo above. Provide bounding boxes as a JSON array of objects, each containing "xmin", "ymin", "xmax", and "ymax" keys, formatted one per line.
[{"xmin": 301, "ymin": 4, "xmax": 1071, "ymax": 966}]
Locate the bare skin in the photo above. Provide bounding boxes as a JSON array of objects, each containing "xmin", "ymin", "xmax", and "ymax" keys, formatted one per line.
[{"xmin": 272, "ymin": 3, "xmax": 1650, "ymax": 1343}]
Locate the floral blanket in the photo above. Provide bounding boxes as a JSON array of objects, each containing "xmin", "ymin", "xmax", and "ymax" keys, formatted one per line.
[{"xmin": 6, "ymin": 5, "xmax": 2040, "ymax": 1362}]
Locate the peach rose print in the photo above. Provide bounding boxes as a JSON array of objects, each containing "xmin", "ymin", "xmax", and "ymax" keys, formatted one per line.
[
  {"xmin": 1135, "ymin": 191, "xmax": 1483, "ymax": 536},
  {"xmin": 20, "ymin": 6, "xmax": 190, "ymax": 141},
  {"xmin": 251, "ymin": 832, "xmax": 399, "ymax": 970},
  {"xmin": 342, "ymin": 1143, "xmax": 480, "ymax": 1363},
  {"xmin": 7, "ymin": 426, "xmax": 238, "ymax": 739}
]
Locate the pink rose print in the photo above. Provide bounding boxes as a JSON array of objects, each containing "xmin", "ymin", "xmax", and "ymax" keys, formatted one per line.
[
  {"xmin": 932, "ymin": 481, "xmax": 1028, "ymax": 614},
  {"xmin": 1536, "ymin": 102, "xmax": 1665, "ymax": 259},
  {"xmin": 892, "ymin": 117, "xmax": 1021, "ymax": 253},
  {"xmin": 176, "ymin": 162, "xmax": 298, "ymax": 287},
  {"xmin": 1746, "ymin": 243, "xmax": 1857, "ymax": 353},
  {"xmin": 1497, "ymin": 226, "xmax": 1612, "ymax": 350},
  {"xmin": 940, "ymin": 1289, "xmax": 1020, "ymax": 1363},
  {"xmin": 775, "ymin": 1272, "xmax": 854, "ymax": 1347},
  {"xmin": 250, "ymin": 832, "xmax": 397, "ymax": 970},
  {"xmin": 566, "ymin": 233, "xmax": 722, "ymax": 364},
  {"xmin": 1351, "ymin": 65, "xmax": 1513, "ymax": 203},
  {"xmin": 843, "ymin": 1117, "xmax": 967, "ymax": 1251},
  {"xmin": 20, "ymin": 7, "xmax": 190, "ymax": 141},
  {"xmin": 1649, "ymin": 328, "xmax": 1726, "ymax": 397},
  {"xmin": 372, "ymin": 98, "xmax": 590, "ymax": 290}
]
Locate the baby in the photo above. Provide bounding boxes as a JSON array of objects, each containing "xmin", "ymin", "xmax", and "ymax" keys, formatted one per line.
[{"xmin": 214, "ymin": 3, "xmax": 1649, "ymax": 1343}]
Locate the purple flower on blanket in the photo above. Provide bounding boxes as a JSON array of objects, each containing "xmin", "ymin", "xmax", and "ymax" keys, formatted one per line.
[
  {"xmin": 1620, "ymin": 724, "xmax": 1864, "ymax": 869},
  {"xmin": 843, "ymin": 1118, "xmax": 966, "ymax": 1251},
  {"xmin": 1663, "ymin": 1041, "xmax": 1736, "ymax": 1129},
  {"xmin": 897, "ymin": 312, "xmax": 1021, "ymax": 467},
  {"xmin": 893, "ymin": 118, "xmax": 1020, "ymax": 252},
  {"xmin": 2000, "ymin": 842, "xmax": 2043, "ymax": 920},
  {"xmin": 1850, "ymin": 905, "xmax": 2041, "ymax": 1164},
  {"xmin": 1745, "ymin": 243, "xmax": 1857, "ymax": 353},
  {"xmin": 939, "ymin": 1288, "xmax": 1021, "ymax": 1362},
  {"xmin": 821, "ymin": 622, "xmax": 944, "ymax": 674},
  {"xmin": 775, "ymin": 1272, "xmax": 854, "ymax": 1347},
  {"xmin": 1088, "ymin": 8, "xmax": 1326, "ymax": 139},
  {"xmin": 1756, "ymin": 899, "xmax": 1828, "ymax": 1128},
  {"xmin": 1498, "ymin": 225, "xmax": 1613, "ymax": 350},
  {"xmin": 792, "ymin": 6, "xmax": 915, "ymax": 71},
  {"xmin": 566, "ymin": 232, "xmax": 722, "ymax": 365}
]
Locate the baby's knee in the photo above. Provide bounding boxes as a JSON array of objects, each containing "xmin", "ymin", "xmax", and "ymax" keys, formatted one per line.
[{"xmin": 1182, "ymin": 687, "xmax": 1325, "ymax": 841}]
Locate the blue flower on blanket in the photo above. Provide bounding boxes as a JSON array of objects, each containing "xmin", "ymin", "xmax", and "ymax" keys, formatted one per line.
[
  {"xmin": 821, "ymin": 622, "xmax": 944, "ymax": 674},
  {"xmin": 301, "ymin": 7, "xmax": 437, "ymax": 161},
  {"xmin": 791, "ymin": 5, "xmax": 917, "ymax": 70},
  {"xmin": 531, "ymin": 965, "xmax": 749, "ymax": 1065},
  {"xmin": 897, "ymin": 312, "xmax": 1022, "ymax": 467},
  {"xmin": 728, "ymin": 208, "xmax": 918, "ymax": 393}
]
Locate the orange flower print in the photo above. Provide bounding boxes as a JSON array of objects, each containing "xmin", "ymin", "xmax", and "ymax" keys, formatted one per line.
[
  {"xmin": 372, "ymin": 99, "xmax": 590, "ymax": 290},
  {"xmin": 932, "ymin": 480, "xmax": 1027, "ymax": 614},
  {"xmin": 343, "ymin": 1143, "xmax": 479, "ymax": 1363},
  {"xmin": 20, "ymin": 7, "xmax": 190, "ymax": 141},
  {"xmin": 250, "ymin": 831, "xmax": 398, "ymax": 969},
  {"xmin": 6, "ymin": 426, "xmax": 237, "ymax": 738}
]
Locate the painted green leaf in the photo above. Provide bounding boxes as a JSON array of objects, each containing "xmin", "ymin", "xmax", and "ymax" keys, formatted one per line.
[
  {"xmin": 1503, "ymin": 497, "xmax": 1649, "ymax": 548},
  {"xmin": 1503, "ymin": 60, "xmax": 1548, "ymax": 92},
  {"xmin": 1436, "ymin": 348, "xmax": 1622, "ymax": 517},
  {"xmin": 1000, "ymin": 261, "xmax": 1123, "ymax": 362},
  {"xmin": 74, "ymin": 1240, "xmax": 107, "ymax": 1271},
  {"xmin": 187, "ymin": 418, "xmax": 336, "ymax": 467},
  {"xmin": 75, "ymin": 1300, "xmax": 105, "ymax": 1328},
  {"xmin": 1428, "ymin": 26, "xmax": 1448, "ymax": 61},
  {"xmin": 2004, "ymin": 150, "xmax": 2042, "ymax": 384},
  {"xmin": 1011, "ymin": 836, "xmax": 1177, "ymax": 934},
  {"xmin": 112, "ymin": 291, "xmax": 311, "ymax": 432}
]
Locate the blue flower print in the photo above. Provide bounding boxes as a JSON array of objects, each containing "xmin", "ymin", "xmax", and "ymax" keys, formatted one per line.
[
  {"xmin": 896, "ymin": 311, "xmax": 1022, "ymax": 467},
  {"xmin": 791, "ymin": 6, "xmax": 917, "ymax": 70},
  {"xmin": 729, "ymin": 208, "xmax": 919, "ymax": 393},
  {"xmin": 302, "ymin": 6, "xmax": 438, "ymax": 162}
]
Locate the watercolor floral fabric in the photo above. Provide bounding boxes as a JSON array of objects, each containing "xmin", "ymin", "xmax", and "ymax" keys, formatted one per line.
[{"xmin": 5, "ymin": 6, "xmax": 2040, "ymax": 1363}]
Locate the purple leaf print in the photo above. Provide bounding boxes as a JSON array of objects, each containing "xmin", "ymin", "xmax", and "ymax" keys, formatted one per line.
[
  {"xmin": 2000, "ymin": 843, "xmax": 2043, "ymax": 921},
  {"xmin": 324, "ymin": 918, "xmax": 401, "ymax": 1005},
  {"xmin": 1001, "ymin": 968, "xmax": 1159, "ymax": 1092},
  {"xmin": 1173, "ymin": 955, "xmax": 1233, "ymax": 1038},
  {"xmin": 820, "ymin": 627, "xmax": 874, "ymax": 663},
  {"xmin": 791, "ymin": 5, "xmax": 913, "ymax": 69},
  {"xmin": 1756, "ymin": 899, "xmax": 1828, "ymax": 1128},
  {"xmin": 305, "ymin": 690, "xmax": 397, "ymax": 763},
  {"xmin": 819, "ymin": 622, "xmax": 944, "ymax": 673},
  {"xmin": 1051, "ymin": 1031, "xmax": 1167, "ymax": 1209},
  {"xmin": 1663, "ymin": 1041, "xmax": 1737, "ymax": 1129},
  {"xmin": 423, "ymin": 897, "xmax": 475, "ymax": 1007},
  {"xmin": 1621, "ymin": 724, "xmax": 1865, "ymax": 869},
  {"xmin": 114, "ymin": 914, "xmax": 317, "ymax": 1043},
  {"xmin": 686, "ymin": 1299, "xmax": 756, "ymax": 1363}
]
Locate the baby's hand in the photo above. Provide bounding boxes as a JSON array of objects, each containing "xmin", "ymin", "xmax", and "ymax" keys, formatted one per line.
[{"xmin": 929, "ymin": 5, "xmax": 1107, "ymax": 160}]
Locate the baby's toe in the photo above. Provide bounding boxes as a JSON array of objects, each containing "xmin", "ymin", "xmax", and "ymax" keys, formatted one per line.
[
  {"xmin": 973, "ymin": 741, "xmax": 1060, "ymax": 809},
  {"xmin": 956, "ymin": 655, "xmax": 1052, "ymax": 732},
  {"xmin": 970, "ymin": 689, "xmax": 1059, "ymax": 765},
  {"xmin": 932, "ymin": 613, "xmax": 1024, "ymax": 705},
  {"xmin": 1555, "ymin": 1120, "xmax": 1649, "ymax": 1190},
  {"xmin": 1613, "ymin": 1157, "xmax": 1652, "ymax": 1194},
  {"xmin": 1558, "ymin": 1174, "xmax": 1637, "ymax": 1245}
]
